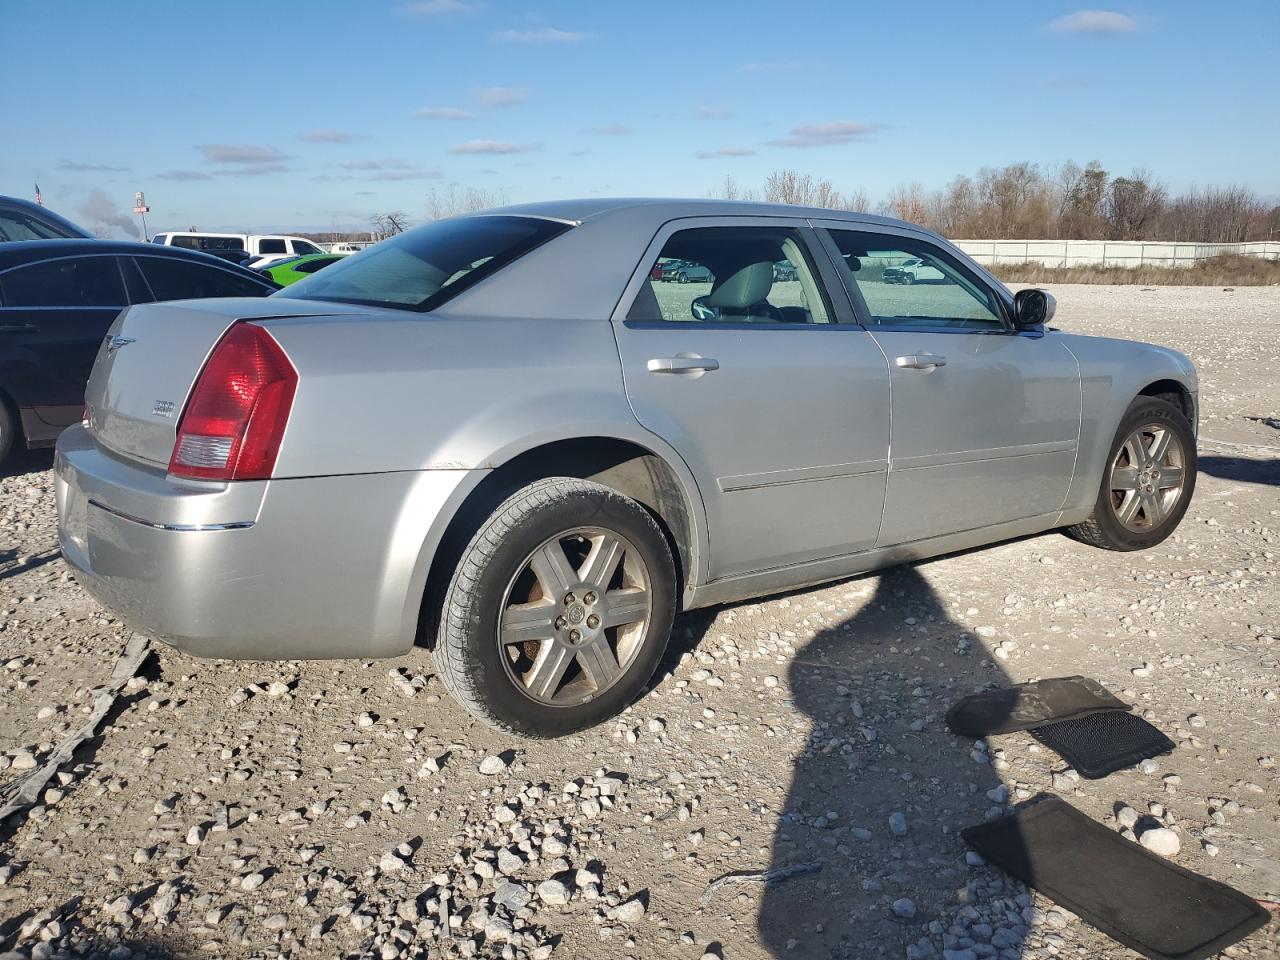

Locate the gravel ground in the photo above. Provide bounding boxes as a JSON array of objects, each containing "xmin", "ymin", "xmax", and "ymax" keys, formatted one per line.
[{"xmin": 1, "ymin": 283, "xmax": 1278, "ymax": 960}]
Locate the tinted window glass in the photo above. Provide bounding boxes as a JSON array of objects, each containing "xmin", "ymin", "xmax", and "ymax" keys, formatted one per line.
[
  {"xmin": 291, "ymin": 240, "xmax": 322, "ymax": 255},
  {"xmin": 295, "ymin": 257, "xmax": 336, "ymax": 274},
  {"xmin": 0, "ymin": 210, "xmax": 72, "ymax": 241},
  {"xmin": 284, "ymin": 215, "xmax": 570, "ymax": 311},
  {"xmin": 151, "ymin": 234, "xmax": 167, "ymax": 244},
  {"xmin": 629, "ymin": 226, "xmax": 831, "ymax": 325},
  {"xmin": 136, "ymin": 257, "xmax": 270, "ymax": 300},
  {"xmin": 0, "ymin": 257, "xmax": 126, "ymax": 307},
  {"xmin": 257, "ymin": 239, "xmax": 287, "ymax": 254},
  {"xmin": 827, "ymin": 230, "xmax": 1004, "ymax": 330}
]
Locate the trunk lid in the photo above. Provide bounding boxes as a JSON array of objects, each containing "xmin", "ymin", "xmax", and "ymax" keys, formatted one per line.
[{"xmin": 86, "ymin": 297, "xmax": 360, "ymax": 466}]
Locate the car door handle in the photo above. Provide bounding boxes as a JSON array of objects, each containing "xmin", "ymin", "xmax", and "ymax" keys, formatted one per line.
[
  {"xmin": 0, "ymin": 323, "xmax": 38, "ymax": 333},
  {"xmin": 895, "ymin": 353, "xmax": 947, "ymax": 370},
  {"xmin": 647, "ymin": 356, "xmax": 720, "ymax": 374}
]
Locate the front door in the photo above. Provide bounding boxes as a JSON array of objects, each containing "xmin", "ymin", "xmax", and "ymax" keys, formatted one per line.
[
  {"xmin": 819, "ymin": 226, "xmax": 1080, "ymax": 547},
  {"xmin": 611, "ymin": 219, "xmax": 890, "ymax": 579}
]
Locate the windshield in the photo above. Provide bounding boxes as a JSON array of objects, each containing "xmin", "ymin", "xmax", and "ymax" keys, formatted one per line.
[{"xmin": 280, "ymin": 215, "xmax": 570, "ymax": 311}]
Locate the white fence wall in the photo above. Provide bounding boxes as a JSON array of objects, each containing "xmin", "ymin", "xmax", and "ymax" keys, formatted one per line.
[{"xmin": 953, "ymin": 239, "xmax": 1280, "ymax": 268}]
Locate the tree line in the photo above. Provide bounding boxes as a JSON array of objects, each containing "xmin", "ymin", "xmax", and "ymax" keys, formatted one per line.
[{"xmin": 714, "ymin": 163, "xmax": 1280, "ymax": 242}]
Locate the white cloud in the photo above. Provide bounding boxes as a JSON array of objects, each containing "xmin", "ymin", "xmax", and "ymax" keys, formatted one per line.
[
  {"xmin": 156, "ymin": 170, "xmax": 214, "ymax": 181},
  {"xmin": 449, "ymin": 139, "xmax": 537, "ymax": 155},
  {"xmin": 338, "ymin": 159, "xmax": 440, "ymax": 180},
  {"xmin": 590, "ymin": 123, "xmax": 631, "ymax": 136},
  {"xmin": 1047, "ymin": 10, "xmax": 1140, "ymax": 34},
  {"xmin": 767, "ymin": 121, "xmax": 881, "ymax": 148},
  {"xmin": 416, "ymin": 106, "xmax": 473, "ymax": 120},
  {"xmin": 198, "ymin": 144, "xmax": 289, "ymax": 164},
  {"xmin": 58, "ymin": 159, "xmax": 131, "ymax": 172},
  {"xmin": 493, "ymin": 26, "xmax": 589, "ymax": 43},
  {"xmin": 695, "ymin": 106, "xmax": 733, "ymax": 120},
  {"xmin": 398, "ymin": 0, "xmax": 471, "ymax": 15},
  {"xmin": 474, "ymin": 86, "xmax": 528, "ymax": 108},
  {"xmin": 300, "ymin": 130, "xmax": 361, "ymax": 143},
  {"xmin": 695, "ymin": 146, "xmax": 756, "ymax": 159}
]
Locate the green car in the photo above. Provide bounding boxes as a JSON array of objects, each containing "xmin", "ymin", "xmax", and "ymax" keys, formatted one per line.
[{"xmin": 258, "ymin": 253, "xmax": 345, "ymax": 286}]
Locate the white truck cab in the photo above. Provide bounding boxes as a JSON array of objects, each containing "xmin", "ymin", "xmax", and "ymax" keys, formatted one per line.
[{"xmin": 150, "ymin": 232, "xmax": 324, "ymax": 266}]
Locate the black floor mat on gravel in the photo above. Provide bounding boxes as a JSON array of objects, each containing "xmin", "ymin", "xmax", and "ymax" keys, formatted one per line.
[
  {"xmin": 946, "ymin": 676, "xmax": 1130, "ymax": 738},
  {"xmin": 1031, "ymin": 710, "xmax": 1175, "ymax": 779},
  {"xmin": 963, "ymin": 795, "xmax": 1269, "ymax": 960}
]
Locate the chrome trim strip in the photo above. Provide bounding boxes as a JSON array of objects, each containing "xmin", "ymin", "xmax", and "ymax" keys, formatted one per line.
[
  {"xmin": 892, "ymin": 439, "xmax": 1077, "ymax": 471},
  {"xmin": 88, "ymin": 499, "xmax": 255, "ymax": 532},
  {"xmin": 718, "ymin": 459, "xmax": 887, "ymax": 492}
]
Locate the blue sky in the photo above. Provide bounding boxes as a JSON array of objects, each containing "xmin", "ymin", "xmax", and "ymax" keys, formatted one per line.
[{"xmin": 2, "ymin": 0, "xmax": 1277, "ymax": 236}]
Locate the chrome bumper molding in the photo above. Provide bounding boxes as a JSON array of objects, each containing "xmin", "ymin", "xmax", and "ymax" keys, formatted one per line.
[{"xmin": 87, "ymin": 499, "xmax": 255, "ymax": 532}]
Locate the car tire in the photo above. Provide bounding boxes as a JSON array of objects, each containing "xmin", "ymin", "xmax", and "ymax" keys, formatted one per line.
[
  {"xmin": 1065, "ymin": 396, "xmax": 1196, "ymax": 552},
  {"xmin": 903, "ymin": 273, "xmax": 915, "ymax": 285},
  {"xmin": 435, "ymin": 477, "xmax": 676, "ymax": 738},
  {"xmin": 0, "ymin": 398, "xmax": 17, "ymax": 466},
  {"xmin": 678, "ymin": 272, "xmax": 689, "ymax": 283}
]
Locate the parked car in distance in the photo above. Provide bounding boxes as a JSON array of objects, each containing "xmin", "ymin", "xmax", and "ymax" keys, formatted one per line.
[
  {"xmin": 773, "ymin": 259, "xmax": 797, "ymax": 281},
  {"xmin": 0, "ymin": 196, "xmax": 91, "ymax": 242},
  {"xmin": 327, "ymin": 241, "xmax": 377, "ymax": 254},
  {"xmin": 0, "ymin": 239, "xmax": 277, "ymax": 463},
  {"xmin": 150, "ymin": 232, "xmax": 326, "ymax": 267},
  {"xmin": 56, "ymin": 199, "xmax": 1198, "ymax": 739},
  {"xmin": 883, "ymin": 256, "xmax": 946, "ymax": 284},
  {"xmin": 660, "ymin": 259, "xmax": 714, "ymax": 283},
  {"xmin": 257, "ymin": 253, "xmax": 346, "ymax": 287}
]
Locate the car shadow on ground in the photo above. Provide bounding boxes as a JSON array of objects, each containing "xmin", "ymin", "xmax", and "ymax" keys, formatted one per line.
[
  {"xmin": 0, "ymin": 447, "xmax": 54, "ymax": 479},
  {"xmin": 752, "ymin": 564, "xmax": 1027, "ymax": 959},
  {"xmin": 1199, "ymin": 454, "xmax": 1280, "ymax": 487}
]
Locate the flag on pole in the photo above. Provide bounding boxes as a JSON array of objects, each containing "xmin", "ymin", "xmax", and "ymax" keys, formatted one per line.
[{"xmin": 34, "ymin": 182, "xmax": 43, "ymax": 206}]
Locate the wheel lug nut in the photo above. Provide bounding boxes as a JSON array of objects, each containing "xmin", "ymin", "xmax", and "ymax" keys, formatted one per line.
[
  {"xmin": 587, "ymin": 615, "xmax": 600, "ymax": 629},
  {"xmin": 584, "ymin": 591, "xmax": 597, "ymax": 605},
  {"xmin": 564, "ymin": 592, "xmax": 576, "ymax": 605},
  {"xmin": 569, "ymin": 629, "xmax": 581, "ymax": 643},
  {"xmin": 554, "ymin": 616, "xmax": 566, "ymax": 629}
]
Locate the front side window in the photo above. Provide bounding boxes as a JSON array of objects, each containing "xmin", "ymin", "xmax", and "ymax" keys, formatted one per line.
[
  {"xmin": 135, "ymin": 257, "xmax": 270, "ymax": 300},
  {"xmin": 826, "ymin": 230, "xmax": 1004, "ymax": 330},
  {"xmin": 0, "ymin": 257, "xmax": 126, "ymax": 307},
  {"xmin": 628, "ymin": 226, "xmax": 831, "ymax": 324},
  {"xmin": 291, "ymin": 239, "xmax": 322, "ymax": 256},
  {"xmin": 283, "ymin": 215, "xmax": 570, "ymax": 311},
  {"xmin": 257, "ymin": 238, "xmax": 287, "ymax": 254}
]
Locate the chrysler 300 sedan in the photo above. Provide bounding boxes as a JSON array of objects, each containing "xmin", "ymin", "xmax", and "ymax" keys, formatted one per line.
[{"xmin": 55, "ymin": 199, "xmax": 1198, "ymax": 737}]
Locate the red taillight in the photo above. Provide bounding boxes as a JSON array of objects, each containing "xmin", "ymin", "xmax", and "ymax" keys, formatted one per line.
[{"xmin": 168, "ymin": 322, "xmax": 297, "ymax": 481}]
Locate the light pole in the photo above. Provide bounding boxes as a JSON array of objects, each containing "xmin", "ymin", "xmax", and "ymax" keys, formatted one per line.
[{"xmin": 133, "ymin": 190, "xmax": 151, "ymax": 241}]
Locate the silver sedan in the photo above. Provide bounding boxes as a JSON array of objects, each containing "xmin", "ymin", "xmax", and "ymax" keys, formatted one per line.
[{"xmin": 54, "ymin": 199, "xmax": 1198, "ymax": 737}]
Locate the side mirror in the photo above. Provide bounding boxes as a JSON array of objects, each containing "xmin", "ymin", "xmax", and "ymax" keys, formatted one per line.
[
  {"xmin": 691, "ymin": 295, "xmax": 720, "ymax": 321},
  {"xmin": 1014, "ymin": 288, "xmax": 1056, "ymax": 328}
]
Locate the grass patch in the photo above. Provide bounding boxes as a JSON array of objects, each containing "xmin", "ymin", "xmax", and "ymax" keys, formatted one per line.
[{"xmin": 992, "ymin": 254, "xmax": 1280, "ymax": 286}]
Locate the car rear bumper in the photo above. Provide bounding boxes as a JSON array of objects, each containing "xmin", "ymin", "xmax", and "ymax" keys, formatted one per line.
[{"xmin": 54, "ymin": 424, "xmax": 475, "ymax": 660}]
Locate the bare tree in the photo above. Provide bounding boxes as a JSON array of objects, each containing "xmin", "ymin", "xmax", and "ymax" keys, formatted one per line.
[
  {"xmin": 880, "ymin": 183, "xmax": 930, "ymax": 225},
  {"xmin": 424, "ymin": 185, "xmax": 504, "ymax": 221},
  {"xmin": 370, "ymin": 212, "xmax": 409, "ymax": 239},
  {"xmin": 762, "ymin": 169, "xmax": 846, "ymax": 209},
  {"xmin": 1104, "ymin": 169, "xmax": 1167, "ymax": 240}
]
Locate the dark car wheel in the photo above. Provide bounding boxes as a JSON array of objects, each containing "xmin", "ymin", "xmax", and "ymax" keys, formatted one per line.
[
  {"xmin": 435, "ymin": 477, "xmax": 676, "ymax": 738},
  {"xmin": 0, "ymin": 399, "xmax": 17, "ymax": 465},
  {"xmin": 678, "ymin": 272, "xmax": 689, "ymax": 283},
  {"xmin": 1065, "ymin": 397, "xmax": 1196, "ymax": 551}
]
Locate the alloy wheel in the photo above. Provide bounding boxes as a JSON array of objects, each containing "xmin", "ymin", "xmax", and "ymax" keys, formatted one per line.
[
  {"xmin": 1109, "ymin": 422, "xmax": 1186, "ymax": 532},
  {"xmin": 498, "ymin": 527, "xmax": 651, "ymax": 706}
]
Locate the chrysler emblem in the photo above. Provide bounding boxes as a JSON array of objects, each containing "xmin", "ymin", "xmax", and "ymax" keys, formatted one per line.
[{"xmin": 104, "ymin": 335, "xmax": 135, "ymax": 355}]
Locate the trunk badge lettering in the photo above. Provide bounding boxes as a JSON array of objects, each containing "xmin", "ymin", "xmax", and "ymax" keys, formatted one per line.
[
  {"xmin": 152, "ymin": 400, "xmax": 176, "ymax": 418},
  {"xmin": 104, "ymin": 335, "xmax": 136, "ymax": 355}
]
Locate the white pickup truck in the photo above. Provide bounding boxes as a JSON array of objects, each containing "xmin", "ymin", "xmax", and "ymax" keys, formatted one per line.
[{"xmin": 150, "ymin": 232, "xmax": 325, "ymax": 267}]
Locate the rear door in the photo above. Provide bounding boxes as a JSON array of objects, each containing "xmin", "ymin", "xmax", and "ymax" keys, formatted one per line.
[
  {"xmin": 0, "ymin": 254, "xmax": 130, "ymax": 422},
  {"xmin": 611, "ymin": 217, "xmax": 890, "ymax": 579},
  {"xmin": 816, "ymin": 224, "xmax": 1080, "ymax": 546}
]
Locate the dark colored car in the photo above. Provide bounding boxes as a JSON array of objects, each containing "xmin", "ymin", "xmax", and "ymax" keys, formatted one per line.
[
  {"xmin": 0, "ymin": 196, "xmax": 92, "ymax": 242},
  {"xmin": 0, "ymin": 239, "xmax": 277, "ymax": 463}
]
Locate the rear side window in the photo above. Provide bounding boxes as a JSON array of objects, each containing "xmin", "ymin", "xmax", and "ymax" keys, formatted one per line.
[
  {"xmin": 0, "ymin": 257, "xmax": 127, "ymax": 307},
  {"xmin": 295, "ymin": 257, "xmax": 335, "ymax": 274},
  {"xmin": 284, "ymin": 215, "xmax": 570, "ymax": 311},
  {"xmin": 135, "ymin": 257, "xmax": 270, "ymax": 300},
  {"xmin": 258, "ymin": 239, "xmax": 287, "ymax": 254}
]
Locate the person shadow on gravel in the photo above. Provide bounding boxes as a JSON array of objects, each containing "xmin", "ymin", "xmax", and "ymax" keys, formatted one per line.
[{"xmin": 756, "ymin": 564, "xmax": 1029, "ymax": 960}]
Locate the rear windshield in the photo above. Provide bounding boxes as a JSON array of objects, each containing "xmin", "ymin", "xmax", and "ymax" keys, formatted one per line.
[{"xmin": 279, "ymin": 215, "xmax": 570, "ymax": 312}]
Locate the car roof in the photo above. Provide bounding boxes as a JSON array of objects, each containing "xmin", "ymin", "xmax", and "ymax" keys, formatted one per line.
[
  {"xmin": 0, "ymin": 237, "xmax": 272, "ymax": 274},
  {"xmin": 482, "ymin": 197, "xmax": 928, "ymax": 233}
]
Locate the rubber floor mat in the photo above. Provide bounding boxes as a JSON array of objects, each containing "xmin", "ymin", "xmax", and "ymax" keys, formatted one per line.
[
  {"xmin": 1031, "ymin": 710, "xmax": 1175, "ymax": 779},
  {"xmin": 946, "ymin": 676, "xmax": 1130, "ymax": 738},
  {"xmin": 963, "ymin": 795, "xmax": 1269, "ymax": 960}
]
